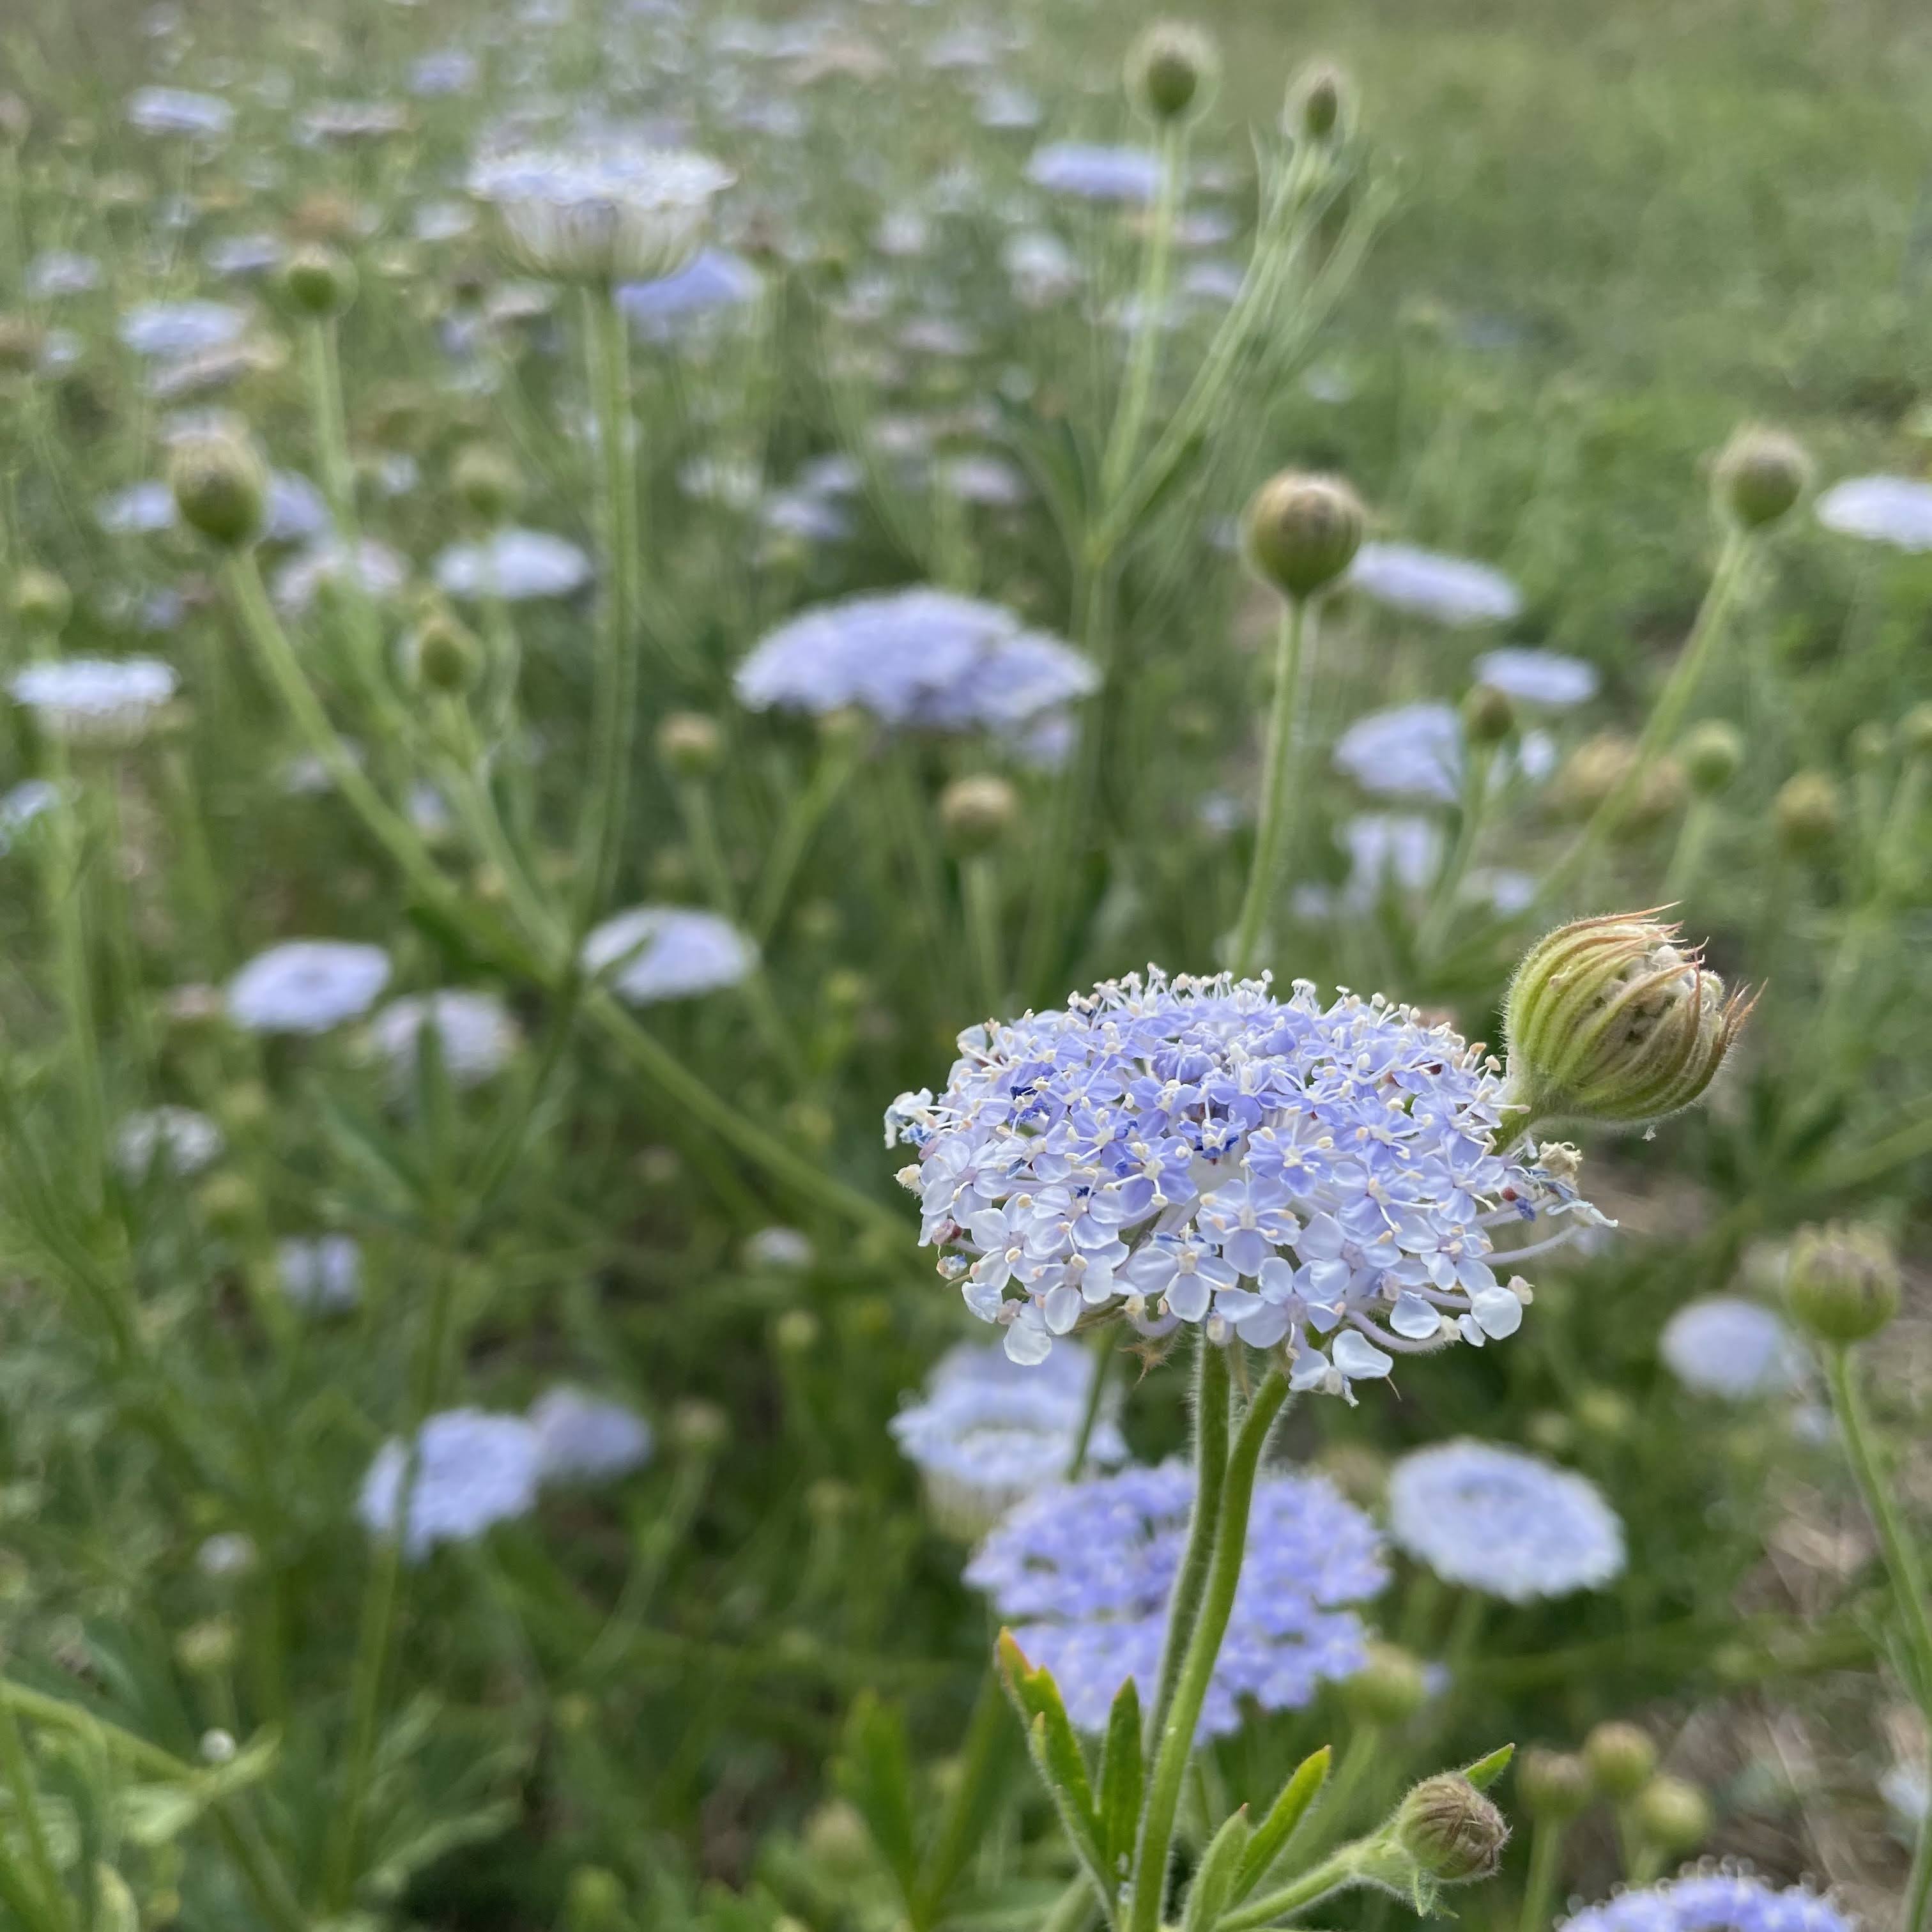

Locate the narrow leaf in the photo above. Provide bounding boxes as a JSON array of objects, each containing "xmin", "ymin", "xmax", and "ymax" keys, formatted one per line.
[
  {"xmin": 834, "ymin": 1693, "xmax": 921, "ymax": 1901},
  {"xmin": 1097, "ymin": 1676, "xmax": 1143, "ymax": 1870},
  {"xmin": 1234, "ymin": 1745, "xmax": 1331, "ymax": 1898},
  {"xmin": 1181, "ymin": 1806, "xmax": 1252, "ymax": 1932},
  {"xmin": 1460, "ymin": 1743, "xmax": 1515, "ymax": 1791}
]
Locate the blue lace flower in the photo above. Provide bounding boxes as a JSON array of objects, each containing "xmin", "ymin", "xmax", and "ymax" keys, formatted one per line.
[
  {"xmin": 226, "ymin": 940, "xmax": 392, "ymax": 1035},
  {"xmin": 887, "ymin": 970, "xmax": 1601, "ymax": 1394},
  {"xmin": 1563, "ymin": 1871, "xmax": 1853, "ymax": 1932},
  {"xmin": 967, "ymin": 1462, "xmax": 1385, "ymax": 1736},
  {"xmin": 357, "ymin": 1409, "xmax": 542, "ymax": 1561},
  {"xmin": 1659, "ymin": 1296, "xmax": 1798, "ymax": 1400},
  {"xmin": 1027, "ymin": 141, "xmax": 1162, "ymax": 204},
  {"xmin": 1387, "ymin": 1440, "xmax": 1624, "ymax": 1602},
  {"xmin": 528, "ymin": 1386, "xmax": 654, "ymax": 1483},
  {"xmin": 1347, "ymin": 542, "xmax": 1522, "ymax": 627}
]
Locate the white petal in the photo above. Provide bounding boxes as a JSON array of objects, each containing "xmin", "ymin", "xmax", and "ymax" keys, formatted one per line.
[
  {"xmin": 1390, "ymin": 1291, "xmax": 1443, "ymax": 1340},
  {"xmin": 1043, "ymin": 1285, "xmax": 1083, "ymax": 1333},
  {"xmin": 1470, "ymin": 1285, "xmax": 1524, "ymax": 1338},
  {"xmin": 1331, "ymin": 1330, "xmax": 1393, "ymax": 1379}
]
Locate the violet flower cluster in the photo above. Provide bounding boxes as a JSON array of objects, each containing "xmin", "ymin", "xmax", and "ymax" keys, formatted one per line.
[
  {"xmin": 967, "ymin": 1461, "xmax": 1385, "ymax": 1736},
  {"xmin": 887, "ymin": 970, "xmax": 1602, "ymax": 1395}
]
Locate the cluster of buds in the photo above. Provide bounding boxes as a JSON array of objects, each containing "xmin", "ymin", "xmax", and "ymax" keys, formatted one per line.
[{"xmin": 1503, "ymin": 913, "xmax": 1752, "ymax": 1129}]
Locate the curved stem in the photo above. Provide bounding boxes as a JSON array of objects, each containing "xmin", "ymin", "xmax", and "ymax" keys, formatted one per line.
[
  {"xmin": 1130, "ymin": 1365, "xmax": 1291, "ymax": 1932},
  {"xmin": 1101, "ymin": 123, "xmax": 1188, "ymax": 510},
  {"xmin": 1218, "ymin": 1843, "xmax": 1365, "ymax": 1932},
  {"xmin": 1230, "ymin": 600, "xmax": 1315, "ymax": 977}
]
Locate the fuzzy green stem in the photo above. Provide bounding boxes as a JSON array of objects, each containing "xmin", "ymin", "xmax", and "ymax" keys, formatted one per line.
[
  {"xmin": 576, "ymin": 286, "xmax": 647, "ymax": 929},
  {"xmin": 1130, "ymin": 1365, "xmax": 1291, "ymax": 1932},
  {"xmin": 1218, "ymin": 1843, "xmax": 1367, "ymax": 1932},
  {"xmin": 1821, "ymin": 1346, "xmax": 1932, "ymax": 1932},
  {"xmin": 1230, "ymin": 600, "xmax": 1315, "ymax": 977}
]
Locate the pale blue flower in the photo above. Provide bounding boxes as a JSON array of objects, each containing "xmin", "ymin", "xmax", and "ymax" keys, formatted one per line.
[
  {"xmin": 1563, "ymin": 1873, "xmax": 1852, "ymax": 1932},
  {"xmin": 582, "ymin": 905, "xmax": 757, "ymax": 1004},
  {"xmin": 618, "ymin": 248, "xmax": 762, "ymax": 335},
  {"xmin": 1340, "ymin": 814, "xmax": 1444, "ymax": 910},
  {"xmin": 277, "ymin": 1235, "xmax": 362, "ymax": 1314},
  {"xmin": 1027, "ymin": 141, "xmax": 1162, "ymax": 204},
  {"xmin": 357, "ymin": 1409, "xmax": 542, "ymax": 1560},
  {"xmin": 1387, "ymin": 1440, "xmax": 1624, "ymax": 1602},
  {"xmin": 126, "ymin": 86, "xmax": 234, "ymax": 139},
  {"xmin": 25, "ymin": 252, "xmax": 102, "ymax": 300},
  {"xmin": 1475, "ymin": 647, "xmax": 1597, "ymax": 709},
  {"xmin": 227, "ymin": 940, "xmax": 392, "ymax": 1035},
  {"xmin": 433, "ymin": 528, "xmax": 592, "ymax": 601},
  {"xmin": 371, "ymin": 990, "xmax": 520, "ymax": 1088},
  {"xmin": 204, "ymin": 234, "xmax": 284, "ymax": 279},
  {"xmin": 272, "ymin": 539, "xmax": 408, "ymax": 616},
  {"xmin": 1816, "ymin": 475, "xmax": 1932, "ymax": 551},
  {"xmin": 528, "ymin": 1386, "xmax": 654, "ymax": 1482},
  {"xmin": 887, "ymin": 970, "xmax": 1600, "ymax": 1392},
  {"xmin": 0, "ymin": 780, "xmax": 59, "ymax": 851},
  {"xmin": 116, "ymin": 1107, "xmax": 224, "ymax": 1181},
  {"xmin": 1349, "ymin": 543, "xmax": 1522, "ymax": 627},
  {"xmin": 11, "ymin": 657, "xmax": 177, "ymax": 745},
  {"xmin": 1333, "ymin": 703, "xmax": 1462, "ymax": 805},
  {"xmin": 967, "ymin": 1462, "xmax": 1384, "ymax": 1736},
  {"xmin": 119, "ymin": 301, "xmax": 249, "ymax": 360},
  {"xmin": 1659, "ymin": 1296, "xmax": 1800, "ymax": 1400},
  {"xmin": 736, "ymin": 588, "xmax": 1096, "ymax": 733},
  {"xmin": 409, "ymin": 50, "xmax": 479, "ymax": 97}
]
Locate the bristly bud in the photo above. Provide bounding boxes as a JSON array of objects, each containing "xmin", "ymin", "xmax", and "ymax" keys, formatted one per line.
[
  {"xmin": 1503, "ymin": 913, "xmax": 1752, "ymax": 1128},
  {"xmin": 1785, "ymin": 1222, "xmax": 1900, "ymax": 1346},
  {"xmin": 1632, "ymin": 1775, "xmax": 1712, "ymax": 1854},
  {"xmin": 1242, "ymin": 470, "xmax": 1365, "ymax": 601},
  {"xmin": 1286, "ymin": 62, "xmax": 1352, "ymax": 144},
  {"xmin": 10, "ymin": 565, "xmax": 72, "ymax": 638},
  {"xmin": 1516, "ymin": 1748, "xmax": 1592, "ymax": 1822},
  {"xmin": 1125, "ymin": 21, "xmax": 1220, "ymax": 125},
  {"xmin": 1678, "ymin": 719, "xmax": 1743, "ymax": 796},
  {"xmin": 1462, "ymin": 683, "xmax": 1514, "ymax": 748},
  {"xmin": 1773, "ymin": 770, "xmax": 1840, "ymax": 859},
  {"xmin": 658, "ymin": 710, "xmax": 723, "ymax": 778},
  {"xmin": 1391, "ymin": 1774, "xmax": 1510, "ymax": 1883},
  {"xmin": 1715, "ymin": 425, "xmax": 1810, "ymax": 531},
  {"xmin": 1583, "ymin": 1721, "xmax": 1657, "ymax": 1800},
  {"xmin": 279, "ymin": 242, "xmax": 358, "ymax": 319},
  {"xmin": 452, "ymin": 443, "xmax": 523, "ymax": 523},
  {"xmin": 168, "ymin": 428, "xmax": 268, "ymax": 549},
  {"xmin": 404, "ymin": 610, "xmax": 482, "ymax": 696},
  {"xmin": 939, "ymin": 774, "xmax": 1018, "ymax": 854},
  {"xmin": 1341, "ymin": 1642, "xmax": 1430, "ymax": 1727}
]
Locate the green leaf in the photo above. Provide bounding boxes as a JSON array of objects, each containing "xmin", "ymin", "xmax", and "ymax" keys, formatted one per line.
[
  {"xmin": 1234, "ymin": 1745, "xmax": 1331, "ymax": 1899},
  {"xmin": 1180, "ymin": 1806, "xmax": 1252, "ymax": 1932},
  {"xmin": 1097, "ymin": 1675, "xmax": 1142, "ymax": 1871},
  {"xmin": 834, "ymin": 1692, "xmax": 920, "ymax": 1903},
  {"xmin": 996, "ymin": 1633, "xmax": 1110, "ymax": 1905},
  {"xmin": 1460, "ymin": 1744, "xmax": 1515, "ymax": 1791}
]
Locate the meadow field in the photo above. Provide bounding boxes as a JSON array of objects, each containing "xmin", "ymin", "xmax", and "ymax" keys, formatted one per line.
[{"xmin": 0, "ymin": 1, "xmax": 1929, "ymax": 1929}]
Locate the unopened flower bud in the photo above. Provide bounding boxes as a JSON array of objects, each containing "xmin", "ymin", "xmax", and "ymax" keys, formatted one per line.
[
  {"xmin": 452, "ymin": 443, "xmax": 523, "ymax": 523},
  {"xmin": 174, "ymin": 1617, "xmax": 238, "ymax": 1675},
  {"xmin": 404, "ymin": 610, "xmax": 482, "ymax": 696},
  {"xmin": 1679, "ymin": 719, "xmax": 1743, "ymax": 795},
  {"xmin": 668, "ymin": 1398, "xmax": 728, "ymax": 1457},
  {"xmin": 1850, "ymin": 721, "xmax": 1890, "ymax": 771},
  {"xmin": 1503, "ymin": 914, "xmax": 1752, "ymax": 1127},
  {"xmin": 1287, "ymin": 62, "xmax": 1352, "ymax": 144},
  {"xmin": 1392, "ymin": 1774, "xmax": 1510, "ymax": 1883},
  {"xmin": 1583, "ymin": 1721, "xmax": 1657, "ymax": 1800},
  {"xmin": 1516, "ymin": 1748, "xmax": 1592, "ymax": 1822},
  {"xmin": 1899, "ymin": 703, "xmax": 1932, "ymax": 758},
  {"xmin": 1125, "ymin": 21, "xmax": 1220, "ymax": 125},
  {"xmin": 565, "ymin": 1866, "xmax": 627, "ymax": 1932},
  {"xmin": 1633, "ymin": 1775, "xmax": 1712, "ymax": 1854},
  {"xmin": 773, "ymin": 1309, "xmax": 818, "ymax": 1355},
  {"xmin": 1785, "ymin": 1222, "xmax": 1899, "ymax": 1346},
  {"xmin": 1242, "ymin": 471, "xmax": 1365, "ymax": 601},
  {"xmin": 1462, "ymin": 683, "xmax": 1514, "ymax": 747},
  {"xmin": 1341, "ymin": 1642, "xmax": 1429, "ymax": 1726},
  {"xmin": 659, "ymin": 710, "xmax": 723, "ymax": 778},
  {"xmin": 1774, "ymin": 770, "xmax": 1839, "ymax": 858},
  {"xmin": 168, "ymin": 429, "xmax": 268, "ymax": 549},
  {"xmin": 940, "ymin": 774, "xmax": 1018, "ymax": 853},
  {"xmin": 279, "ymin": 242, "xmax": 358, "ymax": 319},
  {"xmin": 10, "ymin": 566, "xmax": 72, "ymax": 637},
  {"xmin": 1715, "ymin": 425, "xmax": 1809, "ymax": 531}
]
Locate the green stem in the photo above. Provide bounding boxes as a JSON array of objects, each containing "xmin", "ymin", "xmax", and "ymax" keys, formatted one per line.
[
  {"xmin": 576, "ymin": 285, "xmax": 647, "ymax": 929},
  {"xmin": 962, "ymin": 853, "xmax": 1006, "ymax": 1018},
  {"xmin": 1041, "ymin": 1874, "xmax": 1102, "ymax": 1932},
  {"xmin": 1130, "ymin": 1365, "xmax": 1291, "ymax": 1932},
  {"xmin": 1218, "ymin": 1843, "xmax": 1365, "ymax": 1932},
  {"xmin": 1540, "ymin": 527, "xmax": 1751, "ymax": 908},
  {"xmin": 1230, "ymin": 600, "xmax": 1315, "ymax": 977},
  {"xmin": 912, "ymin": 1669, "xmax": 1013, "ymax": 1929},
  {"xmin": 0, "ymin": 1691, "xmax": 73, "ymax": 1932},
  {"xmin": 1659, "ymin": 796, "xmax": 1714, "ymax": 904},
  {"xmin": 1066, "ymin": 1337, "xmax": 1119, "ymax": 1479},
  {"xmin": 1100, "ymin": 123, "xmax": 1188, "ymax": 509},
  {"xmin": 1417, "ymin": 742, "xmax": 1495, "ymax": 963},
  {"xmin": 1821, "ymin": 1346, "xmax": 1932, "ymax": 1932},
  {"xmin": 750, "ymin": 734, "xmax": 860, "ymax": 942},
  {"xmin": 1516, "ymin": 1818, "xmax": 1567, "ymax": 1932},
  {"xmin": 45, "ymin": 779, "xmax": 105, "ymax": 1209}
]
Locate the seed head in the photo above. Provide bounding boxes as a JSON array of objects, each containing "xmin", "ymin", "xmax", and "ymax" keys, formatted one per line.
[
  {"xmin": 1503, "ymin": 913, "xmax": 1752, "ymax": 1128},
  {"xmin": 1785, "ymin": 1222, "xmax": 1900, "ymax": 1346},
  {"xmin": 1715, "ymin": 425, "xmax": 1810, "ymax": 531},
  {"xmin": 1242, "ymin": 470, "xmax": 1365, "ymax": 601}
]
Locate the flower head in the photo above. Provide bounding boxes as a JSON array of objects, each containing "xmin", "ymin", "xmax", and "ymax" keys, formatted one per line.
[
  {"xmin": 581, "ymin": 906, "xmax": 756, "ymax": 1004},
  {"xmin": 969, "ymin": 1460, "xmax": 1384, "ymax": 1736},
  {"xmin": 226, "ymin": 940, "xmax": 392, "ymax": 1036},
  {"xmin": 432, "ymin": 528, "xmax": 592, "ymax": 602},
  {"xmin": 1816, "ymin": 475, "xmax": 1932, "ymax": 551},
  {"xmin": 1386, "ymin": 1440, "xmax": 1624, "ymax": 1602},
  {"xmin": 1561, "ymin": 1872, "xmax": 1852, "ymax": 1932},
  {"xmin": 528, "ymin": 1386, "xmax": 654, "ymax": 1483},
  {"xmin": 1659, "ymin": 1296, "xmax": 1798, "ymax": 1399},
  {"xmin": 469, "ymin": 144, "xmax": 733, "ymax": 284},
  {"xmin": 1026, "ymin": 142, "xmax": 1163, "ymax": 204},
  {"xmin": 357, "ymin": 1409, "xmax": 542, "ymax": 1560},
  {"xmin": 735, "ymin": 586, "xmax": 1096, "ymax": 737},
  {"xmin": 370, "ymin": 990, "xmax": 521, "ymax": 1089},
  {"xmin": 890, "ymin": 1338, "xmax": 1128, "ymax": 1538},
  {"xmin": 888, "ymin": 970, "xmax": 1600, "ymax": 1389},
  {"xmin": 126, "ymin": 87, "xmax": 234, "ymax": 140},
  {"xmin": 277, "ymin": 1234, "xmax": 362, "ymax": 1315},
  {"xmin": 1503, "ymin": 914, "xmax": 1752, "ymax": 1128},
  {"xmin": 116, "ymin": 1107, "xmax": 224, "ymax": 1181},
  {"xmin": 1475, "ymin": 648, "xmax": 1597, "ymax": 710},
  {"xmin": 10, "ymin": 657, "xmax": 177, "ymax": 747},
  {"xmin": 1347, "ymin": 543, "xmax": 1522, "ymax": 627}
]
